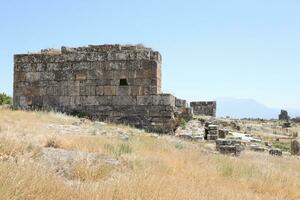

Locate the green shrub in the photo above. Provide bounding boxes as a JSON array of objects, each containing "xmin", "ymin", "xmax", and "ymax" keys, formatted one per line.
[
  {"xmin": 273, "ymin": 141, "xmax": 290, "ymax": 152},
  {"xmin": 0, "ymin": 93, "xmax": 12, "ymax": 105}
]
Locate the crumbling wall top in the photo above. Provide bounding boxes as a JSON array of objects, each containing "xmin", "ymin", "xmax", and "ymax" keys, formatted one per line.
[{"xmin": 14, "ymin": 44, "xmax": 161, "ymax": 63}]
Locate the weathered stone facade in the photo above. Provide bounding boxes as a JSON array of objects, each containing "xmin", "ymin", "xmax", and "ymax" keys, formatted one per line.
[
  {"xmin": 13, "ymin": 44, "xmax": 191, "ymax": 133},
  {"xmin": 190, "ymin": 101, "xmax": 216, "ymax": 117}
]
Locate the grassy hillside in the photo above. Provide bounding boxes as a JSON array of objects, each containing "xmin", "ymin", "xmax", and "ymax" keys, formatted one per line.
[{"xmin": 0, "ymin": 108, "xmax": 300, "ymax": 200}]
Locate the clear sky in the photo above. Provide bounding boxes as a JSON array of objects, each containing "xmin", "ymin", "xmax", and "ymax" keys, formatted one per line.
[{"xmin": 0, "ymin": 0, "xmax": 299, "ymax": 109}]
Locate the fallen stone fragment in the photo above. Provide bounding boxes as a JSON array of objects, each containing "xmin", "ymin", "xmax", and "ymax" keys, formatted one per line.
[{"xmin": 269, "ymin": 148, "xmax": 282, "ymax": 156}]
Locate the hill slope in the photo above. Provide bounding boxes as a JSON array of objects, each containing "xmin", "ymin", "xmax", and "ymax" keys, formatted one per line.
[
  {"xmin": 217, "ymin": 98, "xmax": 300, "ymax": 119},
  {"xmin": 0, "ymin": 108, "xmax": 299, "ymax": 200}
]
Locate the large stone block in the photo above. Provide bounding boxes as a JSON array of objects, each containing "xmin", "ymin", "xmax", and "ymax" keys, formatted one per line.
[
  {"xmin": 112, "ymin": 96, "xmax": 137, "ymax": 106},
  {"xmin": 152, "ymin": 94, "xmax": 175, "ymax": 106}
]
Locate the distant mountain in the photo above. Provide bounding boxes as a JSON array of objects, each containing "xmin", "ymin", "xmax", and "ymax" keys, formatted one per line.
[{"xmin": 216, "ymin": 98, "xmax": 300, "ymax": 119}]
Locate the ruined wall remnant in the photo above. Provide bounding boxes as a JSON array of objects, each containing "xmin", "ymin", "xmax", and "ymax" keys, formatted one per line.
[
  {"xmin": 190, "ymin": 101, "xmax": 216, "ymax": 117},
  {"xmin": 13, "ymin": 44, "xmax": 191, "ymax": 133},
  {"xmin": 279, "ymin": 110, "xmax": 290, "ymax": 121}
]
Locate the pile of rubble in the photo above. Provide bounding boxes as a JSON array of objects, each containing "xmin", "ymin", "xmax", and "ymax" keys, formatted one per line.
[{"xmin": 176, "ymin": 118, "xmax": 289, "ymax": 157}]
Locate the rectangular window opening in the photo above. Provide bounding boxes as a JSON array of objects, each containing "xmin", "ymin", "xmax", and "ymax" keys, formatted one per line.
[{"xmin": 120, "ymin": 79, "xmax": 128, "ymax": 86}]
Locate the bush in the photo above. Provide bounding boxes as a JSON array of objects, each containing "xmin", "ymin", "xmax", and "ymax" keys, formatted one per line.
[{"xmin": 0, "ymin": 93, "xmax": 12, "ymax": 105}]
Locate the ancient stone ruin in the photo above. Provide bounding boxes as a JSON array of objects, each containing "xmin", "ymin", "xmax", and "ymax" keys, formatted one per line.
[
  {"xmin": 190, "ymin": 101, "xmax": 216, "ymax": 117},
  {"xmin": 13, "ymin": 44, "xmax": 191, "ymax": 133},
  {"xmin": 279, "ymin": 110, "xmax": 289, "ymax": 121}
]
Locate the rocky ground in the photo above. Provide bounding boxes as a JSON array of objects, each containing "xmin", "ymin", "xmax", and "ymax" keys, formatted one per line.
[{"xmin": 176, "ymin": 116, "xmax": 300, "ymax": 156}]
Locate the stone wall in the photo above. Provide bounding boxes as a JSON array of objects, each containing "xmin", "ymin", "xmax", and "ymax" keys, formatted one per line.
[
  {"xmin": 13, "ymin": 44, "xmax": 190, "ymax": 133},
  {"xmin": 190, "ymin": 101, "xmax": 216, "ymax": 117}
]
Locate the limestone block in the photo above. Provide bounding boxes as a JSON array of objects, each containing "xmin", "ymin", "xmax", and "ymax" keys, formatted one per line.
[
  {"xmin": 86, "ymin": 52, "xmax": 108, "ymax": 61},
  {"xmin": 96, "ymin": 86, "xmax": 104, "ymax": 96},
  {"xmin": 152, "ymin": 95, "xmax": 175, "ymax": 106},
  {"xmin": 150, "ymin": 51, "xmax": 161, "ymax": 62},
  {"xmin": 19, "ymin": 96, "xmax": 28, "ymax": 107},
  {"xmin": 175, "ymin": 98, "xmax": 187, "ymax": 108},
  {"xmin": 94, "ymin": 96, "xmax": 113, "ymax": 106},
  {"xmin": 80, "ymin": 96, "xmax": 98, "ymax": 106},
  {"xmin": 87, "ymin": 69, "xmax": 104, "ymax": 80},
  {"xmin": 46, "ymin": 54, "xmax": 64, "ymax": 63},
  {"xmin": 79, "ymin": 86, "xmax": 85, "ymax": 96},
  {"xmin": 85, "ymin": 85, "xmax": 96, "ymax": 96},
  {"xmin": 117, "ymin": 86, "xmax": 130, "ymax": 96},
  {"xmin": 136, "ymin": 50, "xmax": 150, "ymax": 60},
  {"xmin": 62, "ymin": 53, "xmax": 86, "ymax": 62},
  {"xmin": 114, "ymin": 70, "xmax": 129, "ymax": 79},
  {"xmin": 75, "ymin": 71, "xmax": 87, "ymax": 80},
  {"xmin": 103, "ymin": 86, "xmax": 117, "ymax": 96},
  {"xmin": 14, "ymin": 55, "xmax": 29, "ymax": 63},
  {"xmin": 14, "ymin": 72, "xmax": 26, "ymax": 82},
  {"xmin": 59, "ymin": 96, "xmax": 71, "ymax": 106},
  {"xmin": 36, "ymin": 63, "xmax": 46, "ymax": 71},
  {"xmin": 43, "ymin": 96, "xmax": 59, "ymax": 107},
  {"xmin": 112, "ymin": 96, "xmax": 137, "ymax": 106},
  {"xmin": 137, "ymin": 96, "xmax": 153, "ymax": 105},
  {"xmin": 41, "ymin": 72, "xmax": 56, "ymax": 81},
  {"xmin": 25, "ymin": 72, "xmax": 41, "ymax": 82},
  {"xmin": 46, "ymin": 63, "xmax": 61, "ymax": 71},
  {"xmin": 130, "ymin": 86, "xmax": 142, "ymax": 96}
]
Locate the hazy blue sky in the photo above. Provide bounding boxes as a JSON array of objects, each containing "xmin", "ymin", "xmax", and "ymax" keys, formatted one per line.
[{"xmin": 0, "ymin": 0, "xmax": 299, "ymax": 109}]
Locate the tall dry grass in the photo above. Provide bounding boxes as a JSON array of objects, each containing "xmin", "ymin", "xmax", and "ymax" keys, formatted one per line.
[{"xmin": 0, "ymin": 108, "xmax": 300, "ymax": 200}]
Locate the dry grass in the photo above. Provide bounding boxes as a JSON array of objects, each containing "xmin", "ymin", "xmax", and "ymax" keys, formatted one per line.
[
  {"xmin": 0, "ymin": 108, "xmax": 300, "ymax": 200},
  {"xmin": 71, "ymin": 160, "xmax": 116, "ymax": 182}
]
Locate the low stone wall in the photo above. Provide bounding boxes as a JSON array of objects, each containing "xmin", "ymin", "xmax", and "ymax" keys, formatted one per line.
[{"xmin": 190, "ymin": 101, "xmax": 216, "ymax": 117}]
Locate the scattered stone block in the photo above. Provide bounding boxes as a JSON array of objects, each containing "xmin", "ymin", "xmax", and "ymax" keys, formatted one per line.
[
  {"xmin": 269, "ymin": 148, "xmax": 282, "ymax": 156},
  {"xmin": 216, "ymin": 139, "xmax": 242, "ymax": 156},
  {"xmin": 291, "ymin": 139, "xmax": 300, "ymax": 155}
]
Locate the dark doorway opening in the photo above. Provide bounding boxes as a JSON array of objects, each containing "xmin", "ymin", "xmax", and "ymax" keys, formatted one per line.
[{"xmin": 120, "ymin": 79, "xmax": 128, "ymax": 86}]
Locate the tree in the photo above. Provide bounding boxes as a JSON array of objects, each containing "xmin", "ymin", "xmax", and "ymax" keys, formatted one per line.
[{"xmin": 0, "ymin": 93, "xmax": 12, "ymax": 105}]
